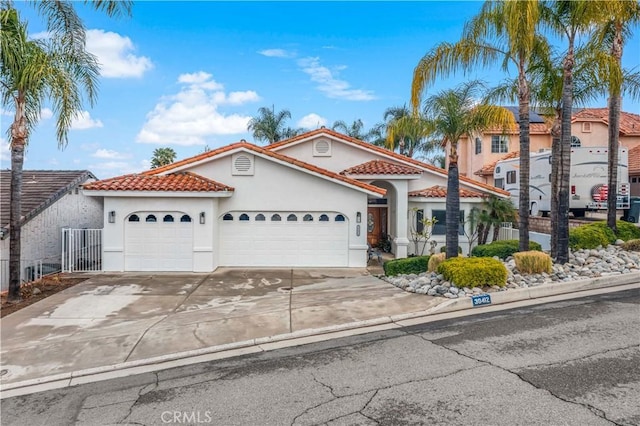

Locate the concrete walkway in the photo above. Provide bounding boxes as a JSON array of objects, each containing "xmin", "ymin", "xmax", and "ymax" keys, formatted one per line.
[{"xmin": 1, "ymin": 266, "xmax": 638, "ymax": 398}]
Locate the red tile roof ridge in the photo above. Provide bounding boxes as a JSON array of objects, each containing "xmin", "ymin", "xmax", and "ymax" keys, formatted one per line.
[
  {"xmin": 83, "ymin": 171, "xmax": 235, "ymax": 192},
  {"xmin": 268, "ymin": 128, "xmax": 509, "ymax": 196},
  {"xmin": 141, "ymin": 141, "xmax": 385, "ymax": 196},
  {"xmin": 409, "ymin": 185, "xmax": 486, "ymax": 198},
  {"xmin": 474, "ymin": 151, "xmax": 521, "ymax": 176},
  {"xmin": 341, "ymin": 159, "xmax": 423, "ymax": 175}
]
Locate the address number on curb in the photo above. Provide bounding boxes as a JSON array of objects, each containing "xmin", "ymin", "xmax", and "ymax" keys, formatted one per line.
[{"xmin": 471, "ymin": 294, "xmax": 492, "ymax": 307}]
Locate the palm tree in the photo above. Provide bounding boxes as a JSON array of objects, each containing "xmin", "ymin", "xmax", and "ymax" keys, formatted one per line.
[
  {"xmin": 541, "ymin": 0, "xmax": 601, "ymax": 263},
  {"xmin": 1, "ymin": 2, "xmax": 130, "ymax": 303},
  {"xmin": 332, "ymin": 119, "xmax": 368, "ymax": 140},
  {"xmin": 590, "ymin": 1, "xmax": 640, "ymax": 231},
  {"xmin": 385, "ymin": 113, "xmax": 436, "ymax": 158},
  {"xmin": 247, "ymin": 106, "xmax": 293, "ymax": 144},
  {"xmin": 413, "ymin": 0, "xmax": 546, "ymax": 254},
  {"xmin": 150, "ymin": 147, "xmax": 177, "ymax": 168},
  {"xmin": 419, "ymin": 81, "xmax": 515, "ymax": 258}
]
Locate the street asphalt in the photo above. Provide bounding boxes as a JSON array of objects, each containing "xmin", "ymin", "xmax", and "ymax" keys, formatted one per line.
[{"xmin": 1, "ymin": 265, "xmax": 639, "ymax": 399}]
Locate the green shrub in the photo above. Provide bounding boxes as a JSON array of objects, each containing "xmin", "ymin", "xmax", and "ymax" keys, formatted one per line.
[
  {"xmin": 437, "ymin": 257, "xmax": 507, "ymax": 288},
  {"xmin": 568, "ymin": 222, "xmax": 616, "ymax": 250},
  {"xmin": 615, "ymin": 221, "xmax": 640, "ymax": 241},
  {"xmin": 427, "ymin": 253, "xmax": 446, "ymax": 273},
  {"xmin": 471, "ymin": 240, "xmax": 542, "ymax": 259},
  {"xmin": 513, "ymin": 251, "xmax": 552, "ymax": 274},
  {"xmin": 440, "ymin": 246, "xmax": 462, "ymax": 254},
  {"xmin": 622, "ymin": 239, "xmax": 640, "ymax": 251},
  {"xmin": 383, "ymin": 255, "xmax": 430, "ymax": 277}
]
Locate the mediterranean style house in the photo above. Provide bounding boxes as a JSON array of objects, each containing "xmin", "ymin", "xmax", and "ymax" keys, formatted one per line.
[
  {"xmin": 83, "ymin": 129, "xmax": 509, "ymax": 273},
  {"xmin": 455, "ymin": 108, "xmax": 640, "ymax": 187},
  {"xmin": 0, "ymin": 170, "xmax": 103, "ymax": 290}
]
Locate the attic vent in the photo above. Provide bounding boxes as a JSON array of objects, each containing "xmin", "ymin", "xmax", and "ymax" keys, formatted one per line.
[
  {"xmin": 313, "ymin": 139, "xmax": 331, "ymax": 157},
  {"xmin": 232, "ymin": 153, "xmax": 254, "ymax": 175},
  {"xmin": 582, "ymin": 122, "xmax": 592, "ymax": 133}
]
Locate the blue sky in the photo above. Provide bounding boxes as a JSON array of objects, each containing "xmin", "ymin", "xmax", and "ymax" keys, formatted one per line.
[{"xmin": 2, "ymin": 1, "xmax": 639, "ymax": 178}]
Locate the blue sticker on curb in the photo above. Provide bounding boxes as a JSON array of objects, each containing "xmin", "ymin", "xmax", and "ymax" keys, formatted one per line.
[{"xmin": 471, "ymin": 294, "xmax": 492, "ymax": 307}]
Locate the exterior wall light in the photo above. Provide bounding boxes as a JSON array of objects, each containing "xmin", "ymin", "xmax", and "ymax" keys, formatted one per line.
[
  {"xmin": 108, "ymin": 211, "xmax": 116, "ymax": 223},
  {"xmin": 356, "ymin": 212, "xmax": 361, "ymax": 223},
  {"xmin": 200, "ymin": 212, "xmax": 206, "ymax": 224}
]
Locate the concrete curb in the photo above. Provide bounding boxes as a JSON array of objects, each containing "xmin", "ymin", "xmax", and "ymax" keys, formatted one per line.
[{"xmin": 2, "ymin": 271, "xmax": 639, "ymax": 398}]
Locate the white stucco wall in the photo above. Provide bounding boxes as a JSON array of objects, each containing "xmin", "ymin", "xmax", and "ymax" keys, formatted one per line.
[{"xmin": 100, "ymin": 197, "xmax": 217, "ymax": 272}]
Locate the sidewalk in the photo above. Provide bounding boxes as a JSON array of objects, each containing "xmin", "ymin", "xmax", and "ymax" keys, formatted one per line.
[{"xmin": 1, "ymin": 268, "xmax": 638, "ymax": 398}]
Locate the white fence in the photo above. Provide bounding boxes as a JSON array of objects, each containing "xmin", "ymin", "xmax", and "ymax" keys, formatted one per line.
[
  {"xmin": 498, "ymin": 222, "xmax": 551, "ymax": 251},
  {"xmin": 62, "ymin": 228, "xmax": 102, "ymax": 273}
]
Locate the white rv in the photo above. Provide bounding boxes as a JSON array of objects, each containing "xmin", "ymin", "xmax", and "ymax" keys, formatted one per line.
[{"xmin": 494, "ymin": 147, "xmax": 630, "ymax": 217}]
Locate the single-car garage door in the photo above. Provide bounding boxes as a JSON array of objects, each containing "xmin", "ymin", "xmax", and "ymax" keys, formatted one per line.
[
  {"xmin": 219, "ymin": 211, "xmax": 348, "ymax": 267},
  {"xmin": 125, "ymin": 212, "xmax": 194, "ymax": 271}
]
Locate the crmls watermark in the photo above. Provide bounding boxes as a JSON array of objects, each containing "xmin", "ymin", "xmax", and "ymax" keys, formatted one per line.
[{"xmin": 161, "ymin": 411, "xmax": 213, "ymax": 424}]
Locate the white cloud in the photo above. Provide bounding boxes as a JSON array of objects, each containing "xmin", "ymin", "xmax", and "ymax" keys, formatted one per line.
[
  {"xmin": 1, "ymin": 108, "xmax": 13, "ymax": 116},
  {"xmin": 137, "ymin": 72, "xmax": 260, "ymax": 146},
  {"xmin": 297, "ymin": 113, "xmax": 327, "ymax": 129},
  {"xmin": 258, "ymin": 48, "xmax": 295, "ymax": 58},
  {"xmin": 41, "ymin": 108, "xmax": 53, "ymax": 120},
  {"xmin": 86, "ymin": 29, "xmax": 153, "ymax": 78},
  {"xmin": 298, "ymin": 57, "xmax": 375, "ymax": 101},
  {"xmin": 89, "ymin": 159, "xmax": 150, "ymax": 175},
  {"xmin": 71, "ymin": 111, "xmax": 103, "ymax": 130},
  {"xmin": 92, "ymin": 148, "xmax": 131, "ymax": 159}
]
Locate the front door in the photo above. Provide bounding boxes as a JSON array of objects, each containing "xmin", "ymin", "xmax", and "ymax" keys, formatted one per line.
[{"xmin": 367, "ymin": 208, "xmax": 383, "ymax": 246}]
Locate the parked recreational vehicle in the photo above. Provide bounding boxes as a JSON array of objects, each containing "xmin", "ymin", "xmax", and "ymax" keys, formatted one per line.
[{"xmin": 493, "ymin": 147, "xmax": 630, "ymax": 217}]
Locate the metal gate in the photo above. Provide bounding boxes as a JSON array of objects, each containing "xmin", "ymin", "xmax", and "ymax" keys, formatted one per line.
[{"xmin": 62, "ymin": 228, "xmax": 102, "ymax": 272}]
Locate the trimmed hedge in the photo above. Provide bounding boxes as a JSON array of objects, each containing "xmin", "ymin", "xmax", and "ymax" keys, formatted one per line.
[
  {"xmin": 569, "ymin": 221, "xmax": 640, "ymax": 250},
  {"xmin": 383, "ymin": 255, "xmax": 430, "ymax": 277},
  {"xmin": 471, "ymin": 240, "xmax": 542, "ymax": 259},
  {"xmin": 437, "ymin": 257, "xmax": 507, "ymax": 288},
  {"xmin": 513, "ymin": 251, "xmax": 552, "ymax": 274}
]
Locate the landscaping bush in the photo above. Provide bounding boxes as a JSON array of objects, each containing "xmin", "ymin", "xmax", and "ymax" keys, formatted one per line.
[
  {"xmin": 622, "ymin": 239, "xmax": 640, "ymax": 251},
  {"xmin": 615, "ymin": 221, "xmax": 640, "ymax": 241},
  {"xmin": 437, "ymin": 257, "xmax": 507, "ymax": 288},
  {"xmin": 471, "ymin": 240, "xmax": 542, "ymax": 259},
  {"xmin": 427, "ymin": 252, "xmax": 446, "ymax": 273},
  {"xmin": 569, "ymin": 222, "xmax": 615, "ymax": 250},
  {"xmin": 440, "ymin": 246, "xmax": 462, "ymax": 254},
  {"xmin": 383, "ymin": 255, "xmax": 430, "ymax": 277},
  {"xmin": 513, "ymin": 251, "xmax": 552, "ymax": 274}
]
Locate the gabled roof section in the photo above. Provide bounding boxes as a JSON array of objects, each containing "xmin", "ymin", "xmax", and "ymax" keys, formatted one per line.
[
  {"xmin": 475, "ymin": 151, "xmax": 520, "ymax": 176},
  {"xmin": 0, "ymin": 170, "xmax": 96, "ymax": 227},
  {"xmin": 572, "ymin": 108, "xmax": 640, "ymax": 136},
  {"xmin": 341, "ymin": 160, "xmax": 422, "ymax": 176},
  {"xmin": 629, "ymin": 145, "xmax": 640, "ymax": 175},
  {"xmin": 268, "ymin": 128, "xmax": 509, "ymax": 196},
  {"xmin": 409, "ymin": 185, "xmax": 485, "ymax": 199},
  {"xmin": 83, "ymin": 171, "xmax": 234, "ymax": 192},
  {"xmin": 142, "ymin": 140, "xmax": 386, "ymax": 196}
]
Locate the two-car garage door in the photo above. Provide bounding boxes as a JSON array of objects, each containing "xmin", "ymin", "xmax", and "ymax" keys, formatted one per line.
[{"xmin": 219, "ymin": 211, "xmax": 349, "ymax": 267}]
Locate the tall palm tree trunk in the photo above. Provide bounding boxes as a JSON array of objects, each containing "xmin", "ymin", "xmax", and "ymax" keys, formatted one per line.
[
  {"xmin": 518, "ymin": 69, "xmax": 531, "ymax": 252},
  {"xmin": 550, "ymin": 112, "xmax": 561, "ymax": 259},
  {"xmin": 8, "ymin": 95, "xmax": 27, "ymax": 302},
  {"xmin": 446, "ymin": 144, "xmax": 460, "ymax": 258},
  {"xmin": 607, "ymin": 23, "xmax": 623, "ymax": 232},
  {"xmin": 557, "ymin": 44, "xmax": 575, "ymax": 264}
]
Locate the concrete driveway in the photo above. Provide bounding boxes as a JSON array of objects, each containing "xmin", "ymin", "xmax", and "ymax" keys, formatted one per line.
[{"xmin": 0, "ymin": 268, "xmax": 442, "ymax": 385}]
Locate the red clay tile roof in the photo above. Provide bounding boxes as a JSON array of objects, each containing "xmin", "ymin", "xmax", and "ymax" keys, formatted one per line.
[
  {"xmin": 572, "ymin": 108, "xmax": 640, "ymax": 135},
  {"xmin": 267, "ymin": 128, "xmax": 510, "ymax": 196},
  {"xmin": 475, "ymin": 151, "xmax": 520, "ymax": 176},
  {"xmin": 143, "ymin": 141, "xmax": 386, "ymax": 196},
  {"xmin": 341, "ymin": 160, "xmax": 422, "ymax": 175},
  {"xmin": 484, "ymin": 122, "xmax": 550, "ymax": 134},
  {"xmin": 409, "ymin": 185, "xmax": 485, "ymax": 198},
  {"xmin": 629, "ymin": 145, "xmax": 640, "ymax": 175},
  {"xmin": 83, "ymin": 172, "xmax": 234, "ymax": 192}
]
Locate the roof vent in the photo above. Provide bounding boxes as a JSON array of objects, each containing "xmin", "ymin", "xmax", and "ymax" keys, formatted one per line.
[
  {"xmin": 232, "ymin": 153, "xmax": 254, "ymax": 175},
  {"xmin": 313, "ymin": 139, "xmax": 331, "ymax": 157}
]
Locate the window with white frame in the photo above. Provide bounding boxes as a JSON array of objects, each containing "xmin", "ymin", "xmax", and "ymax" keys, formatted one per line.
[
  {"xmin": 475, "ymin": 137, "xmax": 482, "ymax": 155},
  {"xmin": 491, "ymin": 135, "xmax": 509, "ymax": 153}
]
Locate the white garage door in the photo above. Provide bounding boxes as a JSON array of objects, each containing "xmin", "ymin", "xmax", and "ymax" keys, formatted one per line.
[
  {"xmin": 220, "ymin": 212, "xmax": 349, "ymax": 267},
  {"xmin": 124, "ymin": 212, "xmax": 194, "ymax": 271}
]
